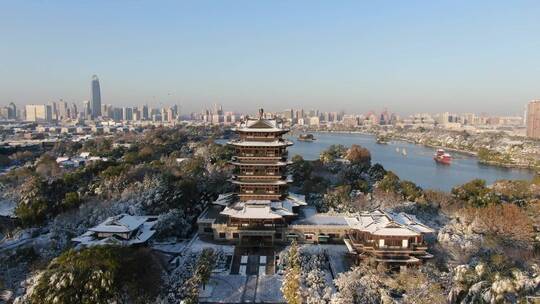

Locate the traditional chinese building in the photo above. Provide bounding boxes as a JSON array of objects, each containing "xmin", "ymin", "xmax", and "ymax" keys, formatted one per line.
[
  {"xmin": 197, "ymin": 109, "xmax": 434, "ymax": 266},
  {"xmin": 198, "ymin": 109, "xmax": 307, "ymax": 246},
  {"xmin": 72, "ymin": 214, "xmax": 158, "ymax": 247},
  {"xmin": 343, "ymin": 210, "xmax": 434, "ymax": 267}
]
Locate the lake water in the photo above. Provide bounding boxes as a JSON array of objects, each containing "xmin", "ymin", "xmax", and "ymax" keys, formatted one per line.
[{"xmin": 286, "ymin": 132, "xmax": 535, "ymax": 191}]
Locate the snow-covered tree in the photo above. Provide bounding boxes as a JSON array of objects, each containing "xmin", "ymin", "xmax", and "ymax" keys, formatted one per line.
[{"xmin": 282, "ymin": 240, "xmax": 303, "ymax": 304}]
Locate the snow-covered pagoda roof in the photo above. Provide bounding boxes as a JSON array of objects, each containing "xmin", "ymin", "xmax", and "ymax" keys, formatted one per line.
[
  {"xmin": 345, "ymin": 209, "xmax": 434, "ymax": 237},
  {"xmin": 232, "ymin": 113, "xmax": 289, "ymax": 133},
  {"xmin": 219, "ymin": 193, "xmax": 307, "ymax": 220}
]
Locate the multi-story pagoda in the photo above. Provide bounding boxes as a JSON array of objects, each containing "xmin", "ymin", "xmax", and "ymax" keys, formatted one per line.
[{"xmin": 198, "ymin": 109, "xmax": 306, "ymax": 246}]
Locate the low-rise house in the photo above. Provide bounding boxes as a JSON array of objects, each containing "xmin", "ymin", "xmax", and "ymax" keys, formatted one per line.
[{"xmin": 72, "ymin": 214, "xmax": 158, "ymax": 247}]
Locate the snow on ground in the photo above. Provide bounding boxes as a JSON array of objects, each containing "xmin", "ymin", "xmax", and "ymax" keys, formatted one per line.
[
  {"xmin": 188, "ymin": 236, "xmax": 235, "ymax": 255},
  {"xmin": 199, "ymin": 274, "xmax": 285, "ymax": 304},
  {"xmin": 255, "ymin": 275, "xmax": 284, "ymax": 303},
  {"xmin": 151, "ymin": 241, "xmax": 187, "ymax": 254},
  {"xmin": 199, "ymin": 274, "xmax": 246, "ymax": 303},
  {"xmin": 0, "ymin": 199, "xmax": 16, "ymax": 217}
]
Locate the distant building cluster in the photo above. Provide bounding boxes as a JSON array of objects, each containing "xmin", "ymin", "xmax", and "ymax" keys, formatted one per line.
[
  {"xmin": 194, "ymin": 105, "xmax": 525, "ymax": 136},
  {"xmin": 1, "ymin": 75, "xmax": 183, "ymax": 124},
  {"xmin": 0, "ymin": 74, "xmax": 536, "ymax": 138}
]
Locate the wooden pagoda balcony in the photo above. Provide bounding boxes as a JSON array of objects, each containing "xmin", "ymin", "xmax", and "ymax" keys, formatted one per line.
[
  {"xmin": 231, "ymin": 155, "xmax": 288, "ymax": 163},
  {"xmin": 238, "ymin": 193, "xmax": 284, "ymax": 201}
]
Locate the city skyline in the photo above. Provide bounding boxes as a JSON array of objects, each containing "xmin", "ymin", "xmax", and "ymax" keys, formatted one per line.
[{"xmin": 2, "ymin": 1, "xmax": 540, "ymax": 115}]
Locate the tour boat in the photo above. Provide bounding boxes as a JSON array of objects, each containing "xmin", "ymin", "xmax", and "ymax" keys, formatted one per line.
[
  {"xmin": 297, "ymin": 133, "xmax": 316, "ymax": 142},
  {"xmin": 434, "ymin": 149, "xmax": 452, "ymax": 165},
  {"xmin": 376, "ymin": 135, "xmax": 389, "ymax": 144}
]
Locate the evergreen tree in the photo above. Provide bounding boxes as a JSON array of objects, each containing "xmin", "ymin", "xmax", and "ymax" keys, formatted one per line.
[{"xmin": 281, "ymin": 240, "xmax": 302, "ymax": 304}]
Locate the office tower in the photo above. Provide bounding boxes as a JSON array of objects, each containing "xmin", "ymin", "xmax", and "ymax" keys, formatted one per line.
[
  {"xmin": 133, "ymin": 110, "xmax": 140, "ymax": 121},
  {"xmin": 69, "ymin": 103, "xmax": 78, "ymax": 119},
  {"xmin": 57, "ymin": 99, "xmax": 69, "ymax": 120},
  {"xmin": 112, "ymin": 108, "xmax": 122, "ymax": 122},
  {"xmin": 101, "ymin": 104, "xmax": 113, "ymax": 119},
  {"xmin": 166, "ymin": 108, "xmax": 174, "ymax": 122},
  {"xmin": 82, "ymin": 100, "xmax": 91, "ymax": 119},
  {"xmin": 526, "ymin": 100, "xmax": 540, "ymax": 138},
  {"xmin": 122, "ymin": 107, "xmax": 133, "ymax": 121},
  {"xmin": 0, "ymin": 107, "xmax": 9, "ymax": 119},
  {"xmin": 8, "ymin": 102, "xmax": 16, "ymax": 119},
  {"xmin": 91, "ymin": 75, "xmax": 101, "ymax": 118},
  {"xmin": 49, "ymin": 101, "xmax": 58, "ymax": 121},
  {"xmin": 25, "ymin": 105, "xmax": 52, "ymax": 122},
  {"xmin": 213, "ymin": 103, "xmax": 223, "ymax": 116},
  {"xmin": 142, "ymin": 105, "xmax": 149, "ymax": 120}
]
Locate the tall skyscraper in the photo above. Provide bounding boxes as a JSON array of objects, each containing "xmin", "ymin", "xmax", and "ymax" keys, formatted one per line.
[
  {"xmin": 91, "ymin": 75, "xmax": 101, "ymax": 119},
  {"xmin": 142, "ymin": 105, "xmax": 149, "ymax": 120},
  {"xmin": 526, "ymin": 100, "xmax": 540, "ymax": 139}
]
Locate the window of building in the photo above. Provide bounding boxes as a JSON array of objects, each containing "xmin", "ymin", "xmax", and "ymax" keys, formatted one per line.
[
  {"xmin": 219, "ymin": 233, "xmax": 226, "ymax": 239},
  {"xmin": 305, "ymin": 233, "xmax": 314, "ymax": 240},
  {"xmin": 233, "ymin": 233, "xmax": 239, "ymax": 239},
  {"xmin": 203, "ymin": 228, "xmax": 212, "ymax": 233}
]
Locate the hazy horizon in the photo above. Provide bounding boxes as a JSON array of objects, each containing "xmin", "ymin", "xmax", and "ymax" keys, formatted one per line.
[{"xmin": 1, "ymin": 1, "xmax": 539, "ymax": 116}]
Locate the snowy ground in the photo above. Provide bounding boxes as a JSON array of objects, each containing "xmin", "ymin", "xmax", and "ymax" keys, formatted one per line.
[
  {"xmin": 151, "ymin": 241, "xmax": 187, "ymax": 254},
  {"xmin": 0, "ymin": 199, "xmax": 15, "ymax": 217},
  {"xmin": 188, "ymin": 236, "xmax": 235, "ymax": 255},
  {"xmin": 191, "ymin": 237, "xmax": 285, "ymax": 303},
  {"xmin": 185, "ymin": 238, "xmax": 352, "ymax": 303},
  {"xmin": 199, "ymin": 274, "xmax": 284, "ymax": 304}
]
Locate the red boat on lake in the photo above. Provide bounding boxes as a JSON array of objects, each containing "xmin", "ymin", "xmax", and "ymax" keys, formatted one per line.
[{"xmin": 434, "ymin": 149, "xmax": 452, "ymax": 165}]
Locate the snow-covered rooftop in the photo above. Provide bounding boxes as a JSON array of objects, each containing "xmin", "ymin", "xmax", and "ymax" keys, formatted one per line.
[
  {"xmin": 219, "ymin": 193, "xmax": 307, "ymax": 220},
  {"xmin": 72, "ymin": 214, "xmax": 158, "ymax": 247},
  {"xmin": 232, "ymin": 116, "xmax": 289, "ymax": 133},
  {"xmin": 345, "ymin": 209, "xmax": 434, "ymax": 237},
  {"xmin": 89, "ymin": 214, "xmax": 147, "ymax": 233}
]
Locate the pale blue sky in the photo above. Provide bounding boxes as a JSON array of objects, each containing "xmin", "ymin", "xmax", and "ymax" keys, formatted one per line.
[{"xmin": 1, "ymin": 1, "xmax": 539, "ymax": 115}]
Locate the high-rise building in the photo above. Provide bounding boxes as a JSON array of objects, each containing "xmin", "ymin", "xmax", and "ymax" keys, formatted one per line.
[
  {"xmin": 8, "ymin": 102, "xmax": 16, "ymax": 119},
  {"xmin": 0, "ymin": 107, "xmax": 9, "ymax": 120},
  {"xmin": 25, "ymin": 105, "xmax": 52, "ymax": 122},
  {"xmin": 91, "ymin": 75, "xmax": 102, "ymax": 119},
  {"xmin": 122, "ymin": 107, "xmax": 133, "ymax": 121},
  {"xmin": 82, "ymin": 100, "xmax": 91, "ymax": 119},
  {"xmin": 526, "ymin": 100, "xmax": 540, "ymax": 138},
  {"xmin": 57, "ymin": 99, "xmax": 69, "ymax": 120},
  {"xmin": 142, "ymin": 105, "xmax": 149, "ymax": 120},
  {"xmin": 69, "ymin": 103, "xmax": 78, "ymax": 119},
  {"xmin": 112, "ymin": 108, "xmax": 123, "ymax": 122}
]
